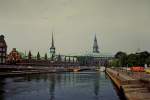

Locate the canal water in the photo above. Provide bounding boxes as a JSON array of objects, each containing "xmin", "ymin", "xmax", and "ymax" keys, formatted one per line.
[{"xmin": 0, "ymin": 72, "xmax": 121, "ymax": 100}]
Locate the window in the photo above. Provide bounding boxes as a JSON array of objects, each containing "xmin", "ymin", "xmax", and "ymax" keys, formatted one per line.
[
  {"xmin": 3, "ymin": 53, "xmax": 5, "ymax": 56},
  {"xmin": 3, "ymin": 59, "xmax": 5, "ymax": 63},
  {"xmin": 0, "ymin": 48, "xmax": 2, "ymax": 51},
  {"xmin": 3, "ymin": 48, "xmax": 5, "ymax": 51}
]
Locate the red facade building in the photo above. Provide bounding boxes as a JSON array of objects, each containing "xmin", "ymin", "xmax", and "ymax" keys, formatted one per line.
[{"xmin": 7, "ymin": 48, "xmax": 22, "ymax": 64}]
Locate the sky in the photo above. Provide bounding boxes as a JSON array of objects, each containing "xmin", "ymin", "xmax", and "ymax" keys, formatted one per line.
[{"xmin": 0, "ymin": 0, "xmax": 150, "ymax": 56}]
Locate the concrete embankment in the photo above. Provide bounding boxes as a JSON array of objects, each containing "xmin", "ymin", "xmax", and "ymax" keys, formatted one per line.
[
  {"xmin": 106, "ymin": 68, "xmax": 150, "ymax": 100},
  {"xmin": 0, "ymin": 65, "xmax": 74, "ymax": 77},
  {"xmin": 0, "ymin": 70, "xmax": 57, "ymax": 77},
  {"xmin": 0, "ymin": 65, "xmax": 96, "ymax": 76}
]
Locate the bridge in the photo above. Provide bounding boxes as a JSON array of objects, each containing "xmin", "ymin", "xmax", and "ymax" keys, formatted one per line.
[
  {"xmin": 0, "ymin": 65, "xmax": 105, "ymax": 76},
  {"xmin": 65, "ymin": 66, "xmax": 99, "ymax": 72}
]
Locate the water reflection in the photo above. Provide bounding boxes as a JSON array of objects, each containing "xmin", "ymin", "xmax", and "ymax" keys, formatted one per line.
[
  {"xmin": 94, "ymin": 73, "xmax": 100, "ymax": 99},
  {"xmin": 48, "ymin": 74, "xmax": 56, "ymax": 100},
  {"xmin": 0, "ymin": 78, "xmax": 5, "ymax": 100},
  {"xmin": 0, "ymin": 72, "xmax": 120, "ymax": 100}
]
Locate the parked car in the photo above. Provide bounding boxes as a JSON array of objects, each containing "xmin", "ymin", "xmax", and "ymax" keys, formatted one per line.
[{"xmin": 130, "ymin": 66, "xmax": 144, "ymax": 72}]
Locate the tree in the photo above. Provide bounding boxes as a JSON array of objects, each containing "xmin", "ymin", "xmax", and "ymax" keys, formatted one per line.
[
  {"xmin": 57, "ymin": 54, "xmax": 62, "ymax": 62},
  {"xmin": 145, "ymin": 56, "xmax": 150, "ymax": 66},
  {"xmin": 138, "ymin": 51, "xmax": 150, "ymax": 66},
  {"xmin": 109, "ymin": 59, "xmax": 120, "ymax": 67},
  {"xmin": 115, "ymin": 51, "xmax": 127, "ymax": 67},
  {"xmin": 114, "ymin": 51, "xmax": 150, "ymax": 67},
  {"xmin": 28, "ymin": 51, "xmax": 32, "ymax": 60},
  {"xmin": 37, "ymin": 52, "xmax": 40, "ymax": 60},
  {"xmin": 44, "ymin": 53, "xmax": 48, "ymax": 60},
  {"xmin": 51, "ymin": 54, "xmax": 55, "ymax": 61},
  {"xmin": 127, "ymin": 54, "xmax": 138, "ymax": 67}
]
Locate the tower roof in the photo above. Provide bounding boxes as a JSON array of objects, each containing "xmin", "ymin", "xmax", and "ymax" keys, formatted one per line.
[
  {"xmin": 93, "ymin": 35, "xmax": 98, "ymax": 47},
  {"xmin": 93, "ymin": 34, "xmax": 99, "ymax": 53}
]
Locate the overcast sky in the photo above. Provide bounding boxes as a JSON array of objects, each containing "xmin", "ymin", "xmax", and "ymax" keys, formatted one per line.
[{"xmin": 0, "ymin": 0, "xmax": 150, "ymax": 56}]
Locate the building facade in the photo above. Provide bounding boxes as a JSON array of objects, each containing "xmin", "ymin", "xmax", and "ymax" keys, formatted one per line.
[
  {"xmin": 77, "ymin": 34, "xmax": 113, "ymax": 66},
  {"xmin": 7, "ymin": 48, "xmax": 22, "ymax": 64},
  {"xmin": 0, "ymin": 35, "xmax": 7, "ymax": 64}
]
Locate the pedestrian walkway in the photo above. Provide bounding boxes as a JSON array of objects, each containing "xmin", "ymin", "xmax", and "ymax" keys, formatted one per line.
[{"xmin": 106, "ymin": 68, "xmax": 150, "ymax": 100}]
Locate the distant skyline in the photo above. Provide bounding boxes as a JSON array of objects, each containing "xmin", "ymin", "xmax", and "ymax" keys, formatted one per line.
[{"xmin": 0, "ymin": 0, "xmax": 150, "ymax": 55}]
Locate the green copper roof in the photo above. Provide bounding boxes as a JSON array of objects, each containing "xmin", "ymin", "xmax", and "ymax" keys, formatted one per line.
[{"xmin": 65, "ymin": 51, "xmax": 114, "ymax": 58}]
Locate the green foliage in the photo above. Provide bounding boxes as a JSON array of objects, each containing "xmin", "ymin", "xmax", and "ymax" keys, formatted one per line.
[
  {"xmin": 37, "ymin": 52, "xmax": 40, "ymax": 60},
  {"xmin": 28, "ymin": 51, "xmax": 32, "ymax": 60},
  {"xmin": 114, "ymin": 51, "xmax": 150, "ymax": 67},
  {"xmin": 115, "ymin": 51, "xmax": 127, "ymax": 67},
  {"xmin": 145, "ymin": 56, "xmax": 150, "ymax": 65},
  {"xmin": 127, "ymin": 54, "xmax": 138, "ymax": 66},
  {"xmin": 44, "ymin": 53, "xmax": 48, "ymax": 60},
  {"xmin": 109, "ymin": 59, "xmax": 120, "ymax": 67},
  {"xmin": 138, "ymin": 51, "xmax": 150, "ymax": 66}
]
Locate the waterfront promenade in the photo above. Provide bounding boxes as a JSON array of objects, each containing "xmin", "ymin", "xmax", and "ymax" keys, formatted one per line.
[{"xmin": 106, "ymin": 68, "xmax": 150, "ymax": 100}]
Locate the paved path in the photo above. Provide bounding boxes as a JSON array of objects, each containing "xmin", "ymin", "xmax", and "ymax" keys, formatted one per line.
[{"xmin": 106, "ymin": 68, "xmax": 150, "ymax": 100}]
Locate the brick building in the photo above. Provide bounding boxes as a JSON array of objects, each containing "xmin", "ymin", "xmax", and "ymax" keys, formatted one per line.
[{"xmin": 7, "ymin": 48, "xmax": 22, "ymax": 64}]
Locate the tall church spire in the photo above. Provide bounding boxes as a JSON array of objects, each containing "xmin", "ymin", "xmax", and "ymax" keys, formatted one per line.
[
  {"xmin": 93, "ymin": 34, "xmax": 99, "ymax": 53},
  {"xmin": 51, "ymin": 32, "xmax": 55, "ymax": 48},
  {"xmin": 50, "ymin": 32, "xmax": 55, "ymax": 60}
]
